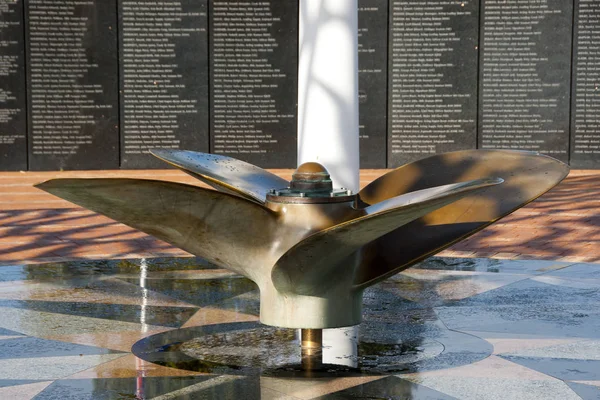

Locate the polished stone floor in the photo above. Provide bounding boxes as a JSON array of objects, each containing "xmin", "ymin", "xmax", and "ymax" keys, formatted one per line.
[{"xmin": 0, "ymin": 256, "xmax": 599, "ymax": 399}]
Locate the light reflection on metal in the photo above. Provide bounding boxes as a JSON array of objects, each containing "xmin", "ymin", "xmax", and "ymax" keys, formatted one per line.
[
  {"xmin": 35, "ymin": 149, "xmax": 569, "ymax": 331},
  {"xmin": 136, "ymin": 258, "xmax": 149, "ymax": 399},
  {"xmin": 301, "ymin": 328, "xmax": 323, "ymax": 371}
]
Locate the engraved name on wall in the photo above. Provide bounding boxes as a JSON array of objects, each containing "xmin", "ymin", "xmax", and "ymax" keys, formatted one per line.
[
  {"xmin": 119, "ymin": 0, "xmax": 209, "ymax": 168},
  {"xmin": 358, "ymin": 0, "xmax": 387, "ymax": 168},
  {"xmin": 0, "ymin": 0, "xmax": 26, "ymax": 170},
  {"xmin": 571, "ymin": 0, "xmax": 600, "ymax": 168},
  {"xmin": 26, "ymin": 0, "xmax": 119, "ymax": 170},
  {"xmin": 388, "ymin": 0, "xmax": 479, "ymax": 167},
  {"xmin": 209, "ymin": 0, "xmax": 297, "ymax": 168},
  {"xmin": 479, "ymin": 0, "xmax": 573, "ymax": 162}
]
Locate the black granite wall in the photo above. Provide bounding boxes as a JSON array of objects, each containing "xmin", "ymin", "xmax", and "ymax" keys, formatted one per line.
[{"xmin": 0, "ymin": 0, "xmax": 598, "ymax": 171}]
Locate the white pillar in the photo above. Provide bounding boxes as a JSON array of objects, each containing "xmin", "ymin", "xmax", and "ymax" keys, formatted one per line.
[
  {"xmin": 297, "ymin": 0, "xmax": 359, "ymax": 193},
  {"xmin": 298, "ymin": 0, "xmax": 360, "ymax": 368}
]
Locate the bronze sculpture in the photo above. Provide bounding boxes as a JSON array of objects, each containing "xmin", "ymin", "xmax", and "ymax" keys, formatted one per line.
[{"xmin": 36, "ymin": 149, "xmax": 568, "ymax": 367}]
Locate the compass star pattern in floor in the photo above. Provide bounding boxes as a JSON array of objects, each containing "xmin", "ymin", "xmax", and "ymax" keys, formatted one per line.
[{"xmin": 0, "ymin": 256, "xmax": 598, "ymax": 399}]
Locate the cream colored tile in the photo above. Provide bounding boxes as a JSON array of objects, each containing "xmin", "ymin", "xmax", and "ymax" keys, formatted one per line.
[
  {"xmin": 0, "ymin": 381, "xmax": 53, "ymax": 400},
  {"xmin": 182, "ymin": 307, "xmax": 258, "ymax": 328},
  {"xmin": 572, "ymin": 380, "xmax": 600, "ymax": 388},
  {"xmin": 400, "ymin": 355, "xmax": 554, "ymax": 381},
  {"xmin": 45, "ymin": 327, "xmax": 173, "ymax": 352},
  {"xmin": 487, "ymin": 338, "xmax": 582, "ymax": 355},
  {"xmin": 0, "ymin": 354, "xmax": 125, "ymax": 380},
  {"xmin": 0, "ymin": 280, "xmax": 197, "ymax": 308},
  {"xmin": 260, "ymin": 376, "xmax": 385, "ymax": 400},
  {"xmin": 67, "ymin": 354, "xmax": 208, "ymax": 379}
]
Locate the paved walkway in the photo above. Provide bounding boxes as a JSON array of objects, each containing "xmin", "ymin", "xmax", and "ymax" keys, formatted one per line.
[{"xmin": 0, "ymin": 169, "xmax": 599, "ymax": 265}]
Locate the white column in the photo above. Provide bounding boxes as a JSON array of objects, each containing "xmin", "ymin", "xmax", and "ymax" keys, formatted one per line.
[
  {"xmin": 297, "ymin": 0, "xmax": 359, "ymax": 193},
  {"xmin": 298, "ymin": 0, "xmax": 360, "ymax": 368}
]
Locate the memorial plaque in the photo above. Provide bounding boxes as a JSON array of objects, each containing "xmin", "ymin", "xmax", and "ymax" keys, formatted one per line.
[
  {"xmin": 119, "ymin": 0, "xmax": 209, "ymax": 169},
  {"xmin": 0, "ymin": 0, "xmax": 26, "ymax": 171},
  {"xmin": 571, "ymin": 0, "xmax": 600, "ymax": 168},
  {"xmin": 387, "ymin": 0, "xmax": 479, "ymax": 168},
  {"xmin": 26, "ymin": 0, "xmax": 119, "ymax": 171},
  {"xmin": 358, "ymin": 0, "xmax": 388, "ymax": 169},
  {"xmin": 210, "ymin": 0, "xmax": 298, "ymax": 168},
  {"xmin": 479, "ymin": 0, "xmax": 573, "ymax": 163}
]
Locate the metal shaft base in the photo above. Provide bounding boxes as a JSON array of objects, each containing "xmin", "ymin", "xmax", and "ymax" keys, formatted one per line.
[{"xmin": 301, "ymin": 329, "xmax": 323, "ymax": 371}]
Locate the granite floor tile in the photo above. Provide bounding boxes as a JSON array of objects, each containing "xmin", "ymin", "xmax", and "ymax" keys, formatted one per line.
[
  {"xmin": 0, "ymin": 336, "xmax": 123, "ymax": 359},
  {"xmin": 0, "ymin": 306, "xmax": 167, "ymax": 338},
  {"xmin": 260, "ymin": 387, "xmax": 302, "ymax": 400},
  {"xmin": 314, "ymin": 376, "xmax": 456, "ymax": 400},
  {"xmin": 572, "ymin": 380, "xmax": 600, "ymax": 388},
  {"xmin": 0, "ymin": 256, "xmax": 597, "ymax": 398},
  {"xmin": 0, "ymin": 299, "xmax": 198, "ymax": 328},
  {"xmin": 0, "ymin": 266, "xmax": 33, "ymax": 282},
  {"xmin": 544, "ymin": 262, "xmax": 600, "ymax": 279},
  {"xmin": 395, "ymin": 270, "xmax": 533, "ymax": 303},
  {"xmin": 0, "ymin": 279, "xmax": 198, "ymax": 308},
  {"xmin": 401, "ymin": 376, "xmax": 580, "ymax": 400},
  {"xmin": 213, "ymin": 289, "xmax": 261, "ymax": 317},
  {"xmin": 477, "ymin": 335, "xmax": 582, "ymax": 355},
  {"xmin": 405, "ymin": 258, "xmax": 573, "ymax": 275},
  {"xmin": 531, "ymin": 274, "xmax": 600, "ymax": 289},
  {"xmin": 499, "ymin": 356, "xmax": 600, "ymax": 381},
  {"xmin": 118, "ymin": 275, "xmax": 259, "ymax": 308},
  {"xmin": 182, "ymin": 306, "xmax": 259, "ymax": 328},
  {"xmin": 0, "ymin": 381, "xmax": 53, "ymax": 400},
  {"xmin": 0, "ymin": 327, "xmax": 25, "ymax": 336},
  {"xmin": 35, "ymin": 375, "xmax": 223, "ymax": 400},
  {"xmin": 0, "ymin": 379, "xmax": 45, "ymax": 388},
  {"xmin": 434, "ymin": 278, "xmax": 600, "ymax": 338},
  {"xmin": 66, "ymin": 354, "xmax": 209, "ymax": 379},
  {"xmin": 44, "ymin": 327, "xmax": 173, "ymax": 353},
  {"xmin": 400, "ymin": 355, "xmax": 556, "ymax": 381},
  {"xmin": 0, "ymin": 354, "xmax": 126, "ymax": 380},
  {"xmin": 260, "ymin": 376, "xmax": 386, "ymax": 400},
  {"xmin": 565, "ymin": 381, "xmax": 600, "ymax": 399},
  {"xmin": 0, "ymin": 335, "xmax": 23, "ymax": 341},
  {"xmin": 499, "ymin": 339, "xmax": 600, "ymax": 360}
]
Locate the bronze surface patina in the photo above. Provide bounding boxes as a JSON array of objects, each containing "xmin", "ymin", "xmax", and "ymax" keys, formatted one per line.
[{"xmin": 36, "ymin": 149, "xmax": 569, "ymax": 331}]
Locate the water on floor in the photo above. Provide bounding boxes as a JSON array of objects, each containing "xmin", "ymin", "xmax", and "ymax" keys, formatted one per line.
[{"xmin": 0, "ymin": 256, "xmax": 598, "ymax": 399}]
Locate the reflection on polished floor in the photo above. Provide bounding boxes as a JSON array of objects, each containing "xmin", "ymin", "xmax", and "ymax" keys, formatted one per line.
[{"xmin": 0, "ymin": 256, "xmax": 599, "ymax": 399}]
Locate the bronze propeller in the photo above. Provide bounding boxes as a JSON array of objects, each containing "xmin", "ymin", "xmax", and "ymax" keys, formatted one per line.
[{"xmin": 36, "ymin": 149, "xmax": 569, "ymax": 329}]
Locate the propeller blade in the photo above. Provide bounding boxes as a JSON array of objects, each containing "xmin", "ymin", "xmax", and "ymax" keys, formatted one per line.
[
  {"xmin": 354, "ymin": 150, "xmax": 570, "ymax": 288},
  {"xmin": 271, "ymin": 178, "xmax": 502, "ymax": 295},
  {"xmin": 36, "ymin": 179, "xmax": 280, "ymax": 282},
  {"xmin": 151, "ymin": 149, "xmax": 289, "ymax": 204}
]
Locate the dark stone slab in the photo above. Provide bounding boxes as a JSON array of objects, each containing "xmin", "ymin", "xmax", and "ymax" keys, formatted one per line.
[
  {"xmin": 316, "ymin": 376, "xmax": 456, "ymax": 400},
  {"xmin": 0, "ymin": 299, "xmax": 199, "ymax": 328},
  {"xmin": 566, "ymin": 381, "xmax": 600, "ymax": 399},
  {"xmin": 387, "ymin": 0, "xmax": 479, "ymax": 168},
  {"xmin": 119, "ymin": 275, "xmax": 258, "ymax": 308},
  {"xmin": 0, "ymin": 380, "xmax": 41, "ymax": 388},
  {"xmin": 570, "ymin": 0, "xmax": 600, "ymax": 168},
  {"xmin": 499, "ymin": 356, "xmax": 600, "ymax": 381},
  {"xmin": 479, "ymin": 0, "xmax": 573, "ymax": 163},
  {"xmin": 26, "ymin": 0, "xmax": 119, "ymax": 171},
  {"xmin": 0, "ymin": 336, "xmax": 122, "ymax": 359},
  {"xmin": 38, "ymin": 376, "xmax": 237, "ymax": 400},
  {"xmin": 210, "ymin": 1, "xmax": 298, "ymax": 168},
  {"xmin": 0, "ymin": 0, "xmax": 27, "ymax": 171},
  {"xmin": 358, "ymin": 0, "xmax": 388, "ymax": 168},
  {"xmin": 435, "ymin": 278, "xmax": 600, "ymax": 338},
  {"xmin": 119, "ymin": 0, "xmax": 210, "ymax": 168}
]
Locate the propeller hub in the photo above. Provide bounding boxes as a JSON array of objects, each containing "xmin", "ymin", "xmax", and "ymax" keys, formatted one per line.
[
  {"xmin": 290, "ymin": 162, "xmax": 332, "ymax": 191},
  {"xmin": 266, "ymin": 162, "xmax": 355, "ymax": 204}
]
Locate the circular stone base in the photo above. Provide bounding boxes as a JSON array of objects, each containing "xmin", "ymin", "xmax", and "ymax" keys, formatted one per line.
[
  {"xmin": 132, "ymin": 319, "xmax": 490, "ymax": 377},
  {"xmin": 178, "ymin": 326, "xmax": 444, "ymax": 373}
]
